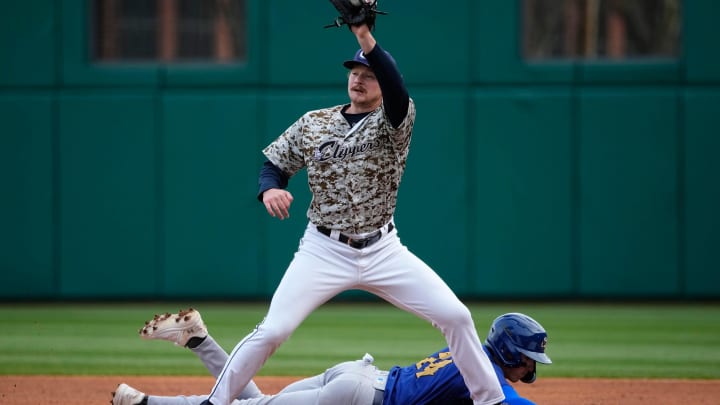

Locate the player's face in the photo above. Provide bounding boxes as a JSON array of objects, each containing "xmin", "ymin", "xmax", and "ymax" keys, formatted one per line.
[
  {"xmin": 502, "ymin": 354, "xmax": 536, "ymax": 383},
  {"xmin": 347, "ymin": 65, "xmax": 382, "ymax": 112}
]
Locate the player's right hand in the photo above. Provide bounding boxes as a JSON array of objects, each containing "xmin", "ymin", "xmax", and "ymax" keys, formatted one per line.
[{"xmin": 262, "ymin": 188, "xmax": 294, "ymax": 220}]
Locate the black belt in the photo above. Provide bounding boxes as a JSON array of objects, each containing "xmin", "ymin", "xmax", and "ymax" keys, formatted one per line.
[
  {"xmin": 372, "ymin": 388, "xmax": 384, "ymax": 405},
  {"xmin": 316, "ymin": 223, "xmax": 394, "ymax": 250}
]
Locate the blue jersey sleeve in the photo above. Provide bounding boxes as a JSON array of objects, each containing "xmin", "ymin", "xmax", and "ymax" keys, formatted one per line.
[
  {"xmin": 364, "ymin": 43, "xmax": 409, "ymax": 129},
  {"xmin": 483, "ymin": 346, "xmax": 535, "ymax": 405},
  {"xmin": 500, "ymin": 385, "xmax": 535, "ymax": 405},
  {"xmin": 257, "ymin": 159, "xmax": 289, "ymax": 201}
]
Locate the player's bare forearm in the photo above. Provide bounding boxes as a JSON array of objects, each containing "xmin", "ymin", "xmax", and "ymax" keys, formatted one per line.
[{"xmin": 262, "ymin": 188, "xmax": 294, "ymax": 220}]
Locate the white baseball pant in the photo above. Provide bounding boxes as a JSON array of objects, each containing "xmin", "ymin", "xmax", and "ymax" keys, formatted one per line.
[{"xmin": 207, "ymin": 222, "xmax": 504, "ymax": 405}]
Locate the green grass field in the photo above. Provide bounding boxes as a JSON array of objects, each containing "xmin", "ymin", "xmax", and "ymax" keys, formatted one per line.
[{"xmin": 1, "ymin": 302, "xmax": 719, "ymax": 379}]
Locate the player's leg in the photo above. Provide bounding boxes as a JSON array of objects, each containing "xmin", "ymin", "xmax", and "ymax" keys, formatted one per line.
[
  {"xmin": 234, "ymin": 358, "xmax": 378, "ymax": 405},
  {"xmin": 189, "ymin": 335, "xmax": 229, "ymax": 378},
  {"xmin": 360, "ymin": 236, "xmax": 505, "ymax": 405},
  {"xmin": 227, "ymin": 373, "xmax": 375, "ymax": 405},
  {"xmin": 139, "ymin": 309, "xmax": 262, "ymax": 400},
  {"xmin": 207, "ymin": 359, "xmax": 376, "ymax": 405},
  {"xmin": 276, "ymin": 354, "xmax": 375, "ymax": 395},
  {"xmin": 112, "ymin": 383, "xmax": 211, "ymax": 405},
  {"xmin": 191, "ymin": 336, "xmax": 262, "ymax": 399},
  {"xmin": 315, "ymin": 357, "xmax": 379, "ymax": 405},
  {"xmin": 148, "ymin": 394, "xmax": 215, "ymax": 405},
  {"xmin": 207, "ymin": 224, "xmax": 359, "ymax": 405}
]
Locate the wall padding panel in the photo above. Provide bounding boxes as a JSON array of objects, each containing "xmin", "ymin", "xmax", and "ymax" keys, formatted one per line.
[
  {"xmin": 162, "ymin": 93, "xmax": 262, "ymax": 297},
  {"xmin": 0, "ymin": 96, "xmax": 55, "ymax": 298},
  {"xmin": 470, "ymin": 89, "xmax": 574, "ymax": 296},
  {"xmin": 578, "ymin": 89, "xmax": 678, "ymax": 296},
  {"xmin": 683, "ymin": 90, "xmax": 720, "ymax": 296},
  {"xmin": 58, "ymin": 93, "xmax": 157, "ymax": 297}
]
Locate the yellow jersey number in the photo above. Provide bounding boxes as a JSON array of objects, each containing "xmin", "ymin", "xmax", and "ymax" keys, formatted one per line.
[{"xmin": 415, "ymin": 351, "xmax": 454, "ymax": 378}]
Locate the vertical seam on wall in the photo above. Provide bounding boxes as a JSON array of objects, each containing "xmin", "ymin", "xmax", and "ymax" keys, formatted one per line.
[
  {"xmin": 155, "ymin": 67, "xmax": 166, "ymax": 297},
  {"xmin": 256, "ymin": 0, "xmax": 269, "ymax": 296},
  {"xmin": 676, "ymin": 85, "xmax": 686, "ymax": 297},
  {"xmin": 52, "ymin": 92, "xmax": 61, "ymax": 297},
  {"xmin": 52, "ymin": 94, "xmax": 61, "ymax": 298},
  {"xmin": 464, "ymin": 86, "xmax": 476, "ymax": 296},
  {"xmin": 676, "ymin": 26, "xmax": 687, "ymax": 297},
  {"xmin": 465, "ymin": 0, "xmax": 477, "ymax": 296},
  {"xmin": 570, "ymin": 61, "xmax": 581, "ymax": 298},
  {"xmin": 258, "ymin": 0, "xmax": 269, "ymax": 87},
  {"xmin": 52, "ymin": 0, "xmax": 62, "ymax": 297},
  {"xmin": 256, "ymin": 93, "xmax": 267, "ymax": 296}
]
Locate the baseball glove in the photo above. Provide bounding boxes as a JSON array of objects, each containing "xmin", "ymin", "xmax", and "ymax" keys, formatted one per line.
[{"xmin": 324, "ymin": 0, "xmax": 387, "ymax": 31}]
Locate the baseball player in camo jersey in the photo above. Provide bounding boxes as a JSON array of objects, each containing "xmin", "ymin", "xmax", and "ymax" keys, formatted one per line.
[
  {"xmin": 113, "ymin": 310, "xmax": 551, "ymax": 405},
  {"xmin": 197, "ymin": 22, "xmax": 504, "ymax": 405}
]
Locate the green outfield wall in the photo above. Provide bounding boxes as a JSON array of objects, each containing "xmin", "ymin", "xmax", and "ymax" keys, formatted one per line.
[{"xmin": 2, "ymin": 0, "xmax": 719, "ymax": 300}]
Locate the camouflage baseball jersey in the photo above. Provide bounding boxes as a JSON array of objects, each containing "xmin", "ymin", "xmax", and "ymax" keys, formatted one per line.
[{"xmin": 263, "ymin": 100, "xmax": 416, "ymax": 234}]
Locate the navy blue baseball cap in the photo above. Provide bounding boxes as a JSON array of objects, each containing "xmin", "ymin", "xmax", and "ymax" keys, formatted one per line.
[
  {"xmin": 343, "ymin": 48, "xmax": 397, "ymax": 70},
  {"xmin": 343, "ymin": 49, "xmax": 370, "ymax": 69}
]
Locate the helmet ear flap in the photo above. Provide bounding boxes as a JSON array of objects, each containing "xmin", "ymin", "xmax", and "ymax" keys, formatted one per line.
[{"xmin": 521, "ymin": 370, "xmax": 536, "ymax": 384}]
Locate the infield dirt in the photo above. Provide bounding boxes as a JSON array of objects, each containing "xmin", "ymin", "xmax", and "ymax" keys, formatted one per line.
[{"xmin": 1, "ymin": 376, "xmax": 719, "ymax": 404}]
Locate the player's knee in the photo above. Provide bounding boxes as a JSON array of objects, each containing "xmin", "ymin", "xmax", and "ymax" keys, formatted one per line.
[
  {"xmin": 435, "ymin": 304, "xmax": 474, "ymax": 331},
  {"xmin": 256, "ymin": 323, "xmax": 294, "ymax": 347}
]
